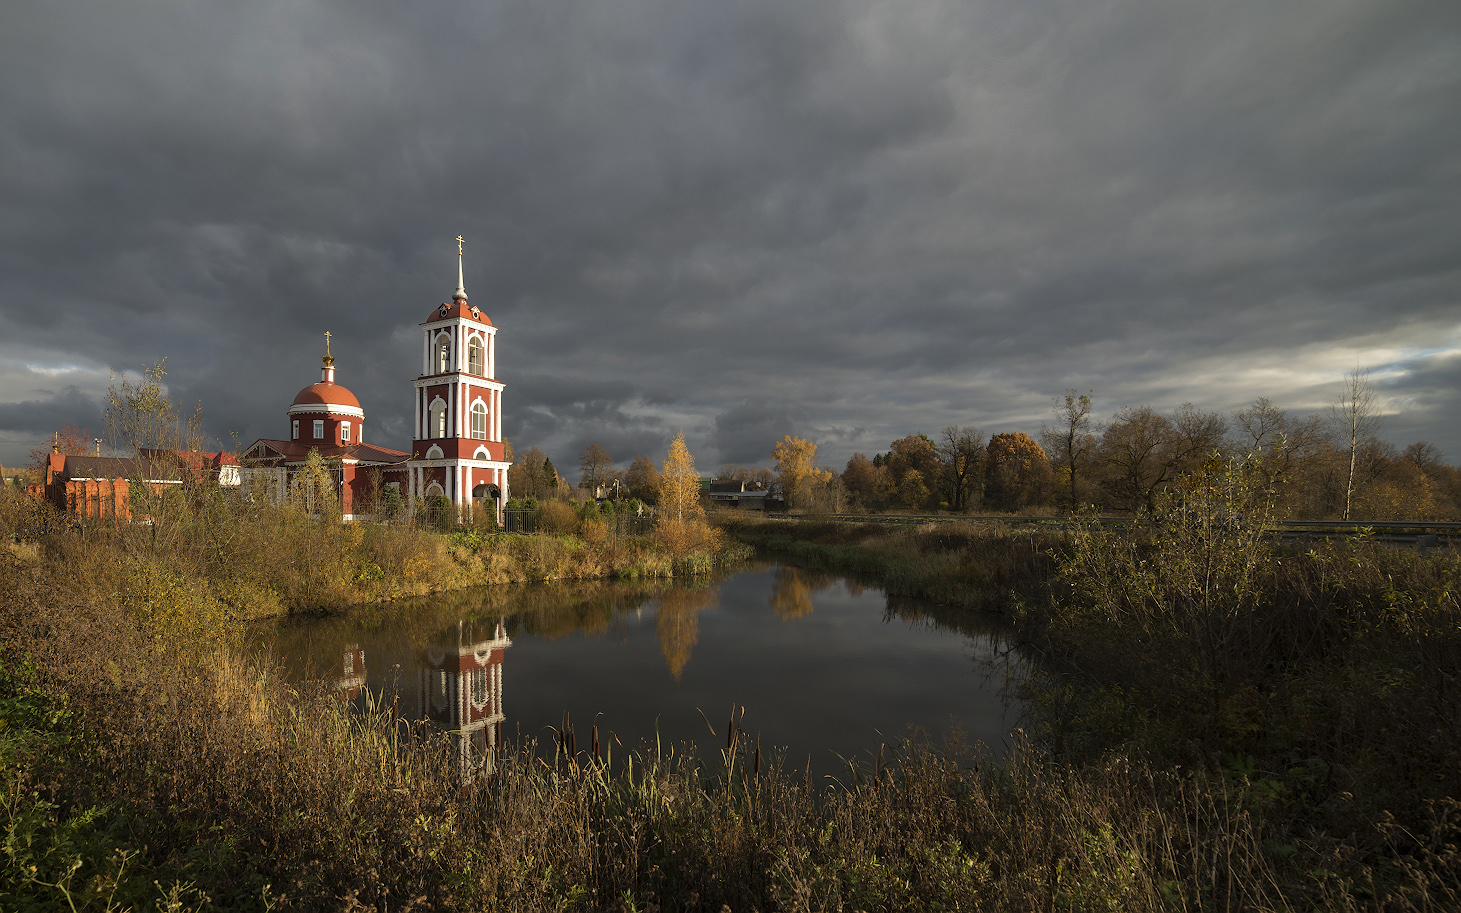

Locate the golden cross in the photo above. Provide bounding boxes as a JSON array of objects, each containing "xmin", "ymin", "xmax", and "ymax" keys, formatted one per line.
[
  {"xmin": 324, "ymin": 330, "xmax": 332, "ymax": 355},
  {"xmin": 456, "ymin": 235, "xmax": 465, "ymax": 258}
]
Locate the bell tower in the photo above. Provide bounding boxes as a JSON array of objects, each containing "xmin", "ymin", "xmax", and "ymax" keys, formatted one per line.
[{"xmin": 406, "ymin": 237, "xmax": 510, "ymax": 523}]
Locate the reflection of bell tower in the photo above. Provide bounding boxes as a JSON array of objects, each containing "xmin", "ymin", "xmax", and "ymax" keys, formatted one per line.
[
  {"xmin": 336, "ymin": 643, "xmax": 366, "ymax": 702},
  {"xmin": 420, "ymin": 618, "xmax": 511, "ymax": 780}
]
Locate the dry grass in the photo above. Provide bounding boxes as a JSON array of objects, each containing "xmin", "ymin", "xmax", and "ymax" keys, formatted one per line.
[
  {"xmin": 3, "ymin": 480, "xmax": 1456, "ymax": 910},
  {"xmin": 1, "ymin": 547, "xmax": 1340, "ymax": 911}
]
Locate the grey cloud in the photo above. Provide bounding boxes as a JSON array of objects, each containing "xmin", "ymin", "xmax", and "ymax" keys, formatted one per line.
[{"xmin": 2, "ymin": 0, "xmax": 1459, "ymax": 471}]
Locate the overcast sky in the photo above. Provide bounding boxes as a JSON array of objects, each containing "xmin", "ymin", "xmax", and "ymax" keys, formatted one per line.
[{"xmin": 2, "ymin": 0, "xmax": 1458, "ymax": 475}]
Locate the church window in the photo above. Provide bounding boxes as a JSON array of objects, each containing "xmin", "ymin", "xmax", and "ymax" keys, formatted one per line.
[
  {"xmin": 291, "ymin": 419, "xmax": 299, "ymax": 440},
  {"xmin": 468, "ymin": 337, "xmax": 483, "ymax": 374},
  {"xmin": 341, "ymin": 421, "xmax": 351, "ymax": 442},
  {"xmin": 471, "ymin": 401, "xmax": 487, "ymax": 439},
  {"xmin": 313, "ymin": 419, "xmax": 324, "ymax": 440},
  {"xmin": 436, "ymin": 335, "xmax": 451, "ymax": 373},
  {"xmin": 429, "ymin": 400, "xmax": 447, "ymax": 438}
]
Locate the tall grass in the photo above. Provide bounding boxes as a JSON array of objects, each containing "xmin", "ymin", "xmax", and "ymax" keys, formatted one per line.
[{"xmin": 2, "ymin": 545, "xmax": 1332, "ymax": 911}]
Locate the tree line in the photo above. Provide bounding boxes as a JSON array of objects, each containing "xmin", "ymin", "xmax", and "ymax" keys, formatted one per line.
[
  {"xmin": 497, "ymin": 371, "xmax": 1461, "ymax": 521},
  {"xmin": 823, "ymin": 376, "xmax": 1461, "ymax": 519}
]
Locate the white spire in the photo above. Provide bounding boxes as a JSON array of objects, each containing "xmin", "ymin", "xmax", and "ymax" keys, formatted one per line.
[{"xmin": 454, "ymin": 235, "xmax": 468, "ymax": 302}]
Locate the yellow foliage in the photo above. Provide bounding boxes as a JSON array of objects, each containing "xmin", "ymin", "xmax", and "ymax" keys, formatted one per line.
[
  {"xmin": 653, "ymin": 516, "xmax": 723, "ymax": 559},
  {"xmin": 579, "ymin": 516, "xmax": 610, "ymax": 545},
  {"xmin": 658, "ymin": 431, "xmax": 704, "ymax": 523},
  {"xmin": 772, "ymin": 435, "xmax": 830, "ymax": 508}
]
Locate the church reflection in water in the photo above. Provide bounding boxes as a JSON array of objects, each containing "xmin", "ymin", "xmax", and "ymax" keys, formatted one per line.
[
  {"xmin": 325, "ymin": 618, "xmax": 512, "ymax": 781},
  {"xmin": 417, "ymin": 618, "xmax": 512, "ymax": 780}
]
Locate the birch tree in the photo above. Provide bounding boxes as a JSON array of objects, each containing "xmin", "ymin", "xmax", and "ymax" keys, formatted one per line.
[{"xmin": 1331, "ymin": 368, "xmax": 1382, "ymax": 521}]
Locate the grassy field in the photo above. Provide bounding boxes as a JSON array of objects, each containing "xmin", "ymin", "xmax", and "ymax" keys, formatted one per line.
[{"xmin": 2, "ymin": 474, "xmax": 1458, "ymax": 910}]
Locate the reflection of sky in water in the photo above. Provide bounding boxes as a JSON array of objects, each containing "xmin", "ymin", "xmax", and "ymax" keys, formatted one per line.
[{"xmin": 263, "ymin": 563, "xmax": 1028, "ymax": 778}]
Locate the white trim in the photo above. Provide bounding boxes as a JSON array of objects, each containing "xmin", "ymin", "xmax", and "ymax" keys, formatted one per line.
[
  {"xmin": 473, "ymin": 447, "xmax": 489, "ymax": 460},
  {"xmin": 412, "ymin": 377, "xmax": 504, "ymax": 392},
  {"xmin": 406, "ymin": 458, "xmax": 511, "ymax": 472},
  {"xmin": 425, "ymin": 445, "xmax": 444, "ymax": 460},
  {"xmin": 419, "ymin": 317, "xmax": 497, "ymax": 332},
  {"xmin": 288, "ymin": 403, "xmax": 365, "ymax": 419}
]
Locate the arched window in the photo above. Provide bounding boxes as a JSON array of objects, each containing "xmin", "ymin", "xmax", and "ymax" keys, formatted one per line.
[
  {"xmin": 429, "ymin": 400, "xmax": 447, "ymax": 438},
  {"xmin": 467, "ymin": 337, "xmax": 483, "ymax": 375},
  {"xmin": 470, "ymin": 401, "xmax": 487, "ymax": 439},
  {"xmin": 435, "ymin": 335, "xmax": 451, "ymax": 374}
]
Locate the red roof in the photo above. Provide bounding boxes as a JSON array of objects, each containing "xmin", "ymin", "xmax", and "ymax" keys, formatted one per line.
[
  {"xmin": 423, "ymin": 301, "xmax": 493, "ymax": 326},
  {"xmin": 291, "ymin": 381, "xmax": 362, "ymax": 409}
]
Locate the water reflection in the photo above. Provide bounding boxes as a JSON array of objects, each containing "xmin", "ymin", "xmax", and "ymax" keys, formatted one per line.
[
  {"xmin": 336, "ymin": 643, "xmax": 366, "ymax": 701},
  {"xmin": 413, "ymin": 619, "xmax": 510, "ymax": 780},
  {"xmin": 259, "ymin": 564, "xmax": 1033, "ymax": 779},
  {"xmin": 656, "ymin": 582, "xmax": 719, "ymax": 681},
  {"xmin": 770, "ymin": 566, "xmax": 821, "ymax": 621}
]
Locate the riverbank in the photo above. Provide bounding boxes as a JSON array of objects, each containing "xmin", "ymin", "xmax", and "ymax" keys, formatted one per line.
[
  {"xmin": 2, "ymin": 488, "xmax": 1456, "ymax": 909},
  {"xmin": 719, "ymin": 507, "xmax": 1461, "ymax": 909},
  {"xmin": 0, "ymin": 484, "xmax": 748, "ymax": 619},
  {"xmin": 0, "ymin": 546, "xmax": 1340, "ymax": 912}
]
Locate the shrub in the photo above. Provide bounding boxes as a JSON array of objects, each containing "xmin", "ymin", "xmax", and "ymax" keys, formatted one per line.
[{"xmin": 537, "ymin": 499, "xmax": 579, "ymax": 535}]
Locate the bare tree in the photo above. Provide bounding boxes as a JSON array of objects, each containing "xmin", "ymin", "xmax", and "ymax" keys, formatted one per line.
[
  {"xmin": 939, "ymin": 425, "xmax": 985, "ymax": 512},
  {"xmin": 1331, "ymin": 368, "xmax": 1382, "ymax": 521},
  {"xmin": 1040, "ymin": 390, "xmax": 1094, "ymax": 511},
  {"xmin": 579, "ymin": 442, "xmax": 614, "ymax": 492},
  {"xmin": 1099, "ymin": 406, "xmax": 1175, "ymax": 512},
  {"xmin": 1403, "ymin": 441, "xmax": 1445, "ymax": 475}
]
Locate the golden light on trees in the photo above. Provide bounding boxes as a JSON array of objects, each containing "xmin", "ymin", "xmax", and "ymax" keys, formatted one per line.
[
  {"xmin": 985, "ymin": 432, "xmax": 1052, "ymax": 511},
  {"xmin": 658, "ymin": 431, "xmax": 703, "ymax": 523},
  {"xmin": 772, "ymin": 435, "xmax": 832, "ymax": 509}
]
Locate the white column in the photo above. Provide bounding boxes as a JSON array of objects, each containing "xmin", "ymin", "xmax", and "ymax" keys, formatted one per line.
[{"xmin": 422, "ymin": 332, "xmax": 430, "ymax": 376}]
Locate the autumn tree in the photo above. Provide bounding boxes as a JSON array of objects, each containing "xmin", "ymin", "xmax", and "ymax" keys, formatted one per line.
[
  {"xmin": 626, "ymin": 454, "xmax": 661, "ymax": 504},
  {"xmin": 29, "ymin": 423, "xmax": 95, "ymax": 471},
  {"xmin": 984, "ymin": 432, "xmax": 1052, "ymax": 511},
  {"xmin": 1040, "ymin": 390, "xmax": 1095, "ymax": 511},
  {"xmin": 579, "ymin": 442, "xmax": 613, "ymax": 492},
  {"xmin": 659, "ymin": 432, "xmax": 704, "ymax": 523},
  {"xmin": 508, "ymin": 447, "xmax": 548, "ymax": 498},
  {"xmin": 656, "ymin": 431, "xmax": 720, "ymax": 558},
  {"xmin": 841, "ymin": 453, "xmax": 882, "ymax": 509},
  {"xmin": 939, "ymin": 425, "xmax": 985, "ymax": 512},
  {"xmin": 772, "ymin": 435, "xmax": 832, "ymax": 509}
]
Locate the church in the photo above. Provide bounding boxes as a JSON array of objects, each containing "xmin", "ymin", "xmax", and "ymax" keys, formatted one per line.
[{"xmin": 242, "ymin": 241, "xmax": 511, "ymax": 523}]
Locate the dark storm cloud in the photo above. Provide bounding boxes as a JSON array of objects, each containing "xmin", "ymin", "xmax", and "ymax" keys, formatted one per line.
[
  {"xmin": 711, "ymin": 402, "xmax": 803, "ymax": 466},
  {"xmin": 0, "ymin": 388, "xmax": 103, "ymax": 437},
  {"xmin": 2, "ymin": 0, "xmax": 1458, "ymax": 471}
]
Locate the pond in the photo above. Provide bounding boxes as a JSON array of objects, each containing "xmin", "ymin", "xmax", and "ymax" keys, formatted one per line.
[{"xmin": 255, "ymin": 562, "xmax": 1033, "ymax": 780}]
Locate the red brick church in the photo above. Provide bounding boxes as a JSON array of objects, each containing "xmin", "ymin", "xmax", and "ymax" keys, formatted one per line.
[{"xmin": 242, "ymin": 240, "xmax": 511, "ymax": 522}]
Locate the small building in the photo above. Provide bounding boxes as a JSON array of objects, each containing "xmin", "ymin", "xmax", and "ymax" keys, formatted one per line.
[
  {"xmin": 707, "ymin": 479, "xmax": 770, "ymax": 510},
  {"xmin": 33, "ymin": 449, "xmax": 240, "ymax": 522}
]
